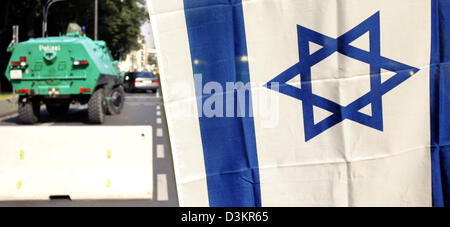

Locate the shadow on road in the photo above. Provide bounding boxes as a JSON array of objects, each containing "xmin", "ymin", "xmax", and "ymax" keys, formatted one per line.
[{"xmin": 1, "ymin": 108, "xmax": 91, "ymax": 125}]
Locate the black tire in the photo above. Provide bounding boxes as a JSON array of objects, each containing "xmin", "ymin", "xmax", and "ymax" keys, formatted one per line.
[
  {"xmin": 46, "ymin": 103, "xmax": 70, "ymax": 116},
  {"xmin": 106, "ymin": 86, "xmax": 125, "ymax": 115},
  {"xmin": 18, "ymin": 99, "xmax": 40, "ymax": 124},
  {"xmin": 88, "ymin": 88, "xmax": 106, "ymax": 124}
]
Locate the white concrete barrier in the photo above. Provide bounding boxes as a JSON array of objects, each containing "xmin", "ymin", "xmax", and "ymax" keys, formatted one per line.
[{"xmin": 0, "ymin": 126, "xmax": 153, "ymax": 201}]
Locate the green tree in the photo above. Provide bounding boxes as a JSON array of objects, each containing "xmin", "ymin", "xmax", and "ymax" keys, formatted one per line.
[{"xmin": 0, "ymin": 0, "xmax": 148, "ymax": 92}]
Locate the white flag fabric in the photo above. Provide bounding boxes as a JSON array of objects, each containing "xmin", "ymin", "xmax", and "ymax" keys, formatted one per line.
[{"xmin": 148, "ymin": 0, "xmax": 450, "ymax": 207}]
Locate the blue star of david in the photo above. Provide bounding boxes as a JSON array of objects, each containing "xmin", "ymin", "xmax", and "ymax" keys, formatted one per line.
[{"xmin": 264, "ymin": 12, "xmax": 419, "ymax": 142}]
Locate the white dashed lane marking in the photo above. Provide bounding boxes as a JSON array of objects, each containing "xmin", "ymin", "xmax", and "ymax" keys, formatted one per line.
[
  {"xmin": 157, "ymin": 174, "xmax": 169, "ymax": 201},
  {"xmin": 125, "ymin": 102, "xmax": 154, "ymax": 106},
  {"xmin": 156, "ymin": 144, "xmax": 165, "ymax": 159},
  {"xmin": 156, "ymin": 111, "xmax": 161, "ymax": 116},
  {"xmin": 126, "ymin": 95, "xmax": 157, "ymax": 99},
  {"xmin": 156, "ymin": 118, "xmax": 162, "ymax": 124},
  {"xmin": 156, "ymin": 128, "xmax": 163, "ymax": 137}
]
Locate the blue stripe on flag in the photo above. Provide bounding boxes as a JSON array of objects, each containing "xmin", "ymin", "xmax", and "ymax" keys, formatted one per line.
[
  {"xmin": 431, "ymin": 0, "xmax": 450, "ymax": 207},
  {"xmin": 183, "ymin": 0, "xmax": 262, "ymax": 207},
  {"xmin": 431, "ymin": 0, "xmax": 443, "ymax": 207}
]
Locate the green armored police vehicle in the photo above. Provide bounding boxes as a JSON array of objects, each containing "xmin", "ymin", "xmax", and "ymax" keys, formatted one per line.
[{"xmin": 4, "ymin": 25, "xmax": 125, "ymax": 124}]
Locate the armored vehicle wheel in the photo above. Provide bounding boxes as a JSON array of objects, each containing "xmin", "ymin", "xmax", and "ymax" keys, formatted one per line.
[
  {"xmin": 18, "ymin": 99, "xmax": 40, "ymax": 124},
  {"xmin": 46, "ymin": 103, "xmax": 70, "ymax": 116},
  {"xmin": 88, "ymin": 88, "xmax": 106, "ymax": 124},
  {"xmin": 107, "ymin": 86, "xmax": 125, "ymax": 115}
]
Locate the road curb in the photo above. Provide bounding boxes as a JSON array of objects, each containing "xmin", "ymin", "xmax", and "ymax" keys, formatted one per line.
[
  {"xmin": 0, "ymin": 98, "xmax": 18, "ymax": 118},
  {"xmin": 0, "ymin": 111, "xmax": 16, "ymax": 119},
  {"xmin": 0, "ymin": 98, "xmax": 18, "ymax": 119}
]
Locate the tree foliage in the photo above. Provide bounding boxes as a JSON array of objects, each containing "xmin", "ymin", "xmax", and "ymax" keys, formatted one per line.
[{"xmin": 0, "ymin": 0, "xmax": 148, "ymax": 91}]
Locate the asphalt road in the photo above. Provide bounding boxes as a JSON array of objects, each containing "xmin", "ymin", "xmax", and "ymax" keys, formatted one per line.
[{"xmin": 0, "ymin": 91, "xmax": 179, "ymax": 207}]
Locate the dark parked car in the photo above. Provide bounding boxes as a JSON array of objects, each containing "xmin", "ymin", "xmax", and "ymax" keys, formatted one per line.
[{"xmin": 123, "ymin": 72, "xmax": 160, "ymax": 93}]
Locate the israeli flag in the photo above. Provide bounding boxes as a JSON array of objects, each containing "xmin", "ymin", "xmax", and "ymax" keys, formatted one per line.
[{"xmin": 148, "ymin": 0, "xmax": 450, "ymax": 207}]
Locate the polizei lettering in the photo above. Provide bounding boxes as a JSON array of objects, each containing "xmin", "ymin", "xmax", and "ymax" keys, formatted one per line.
[{"xmin": 39, "ymin": 45, "xmax": 61, "ymax": 51}]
